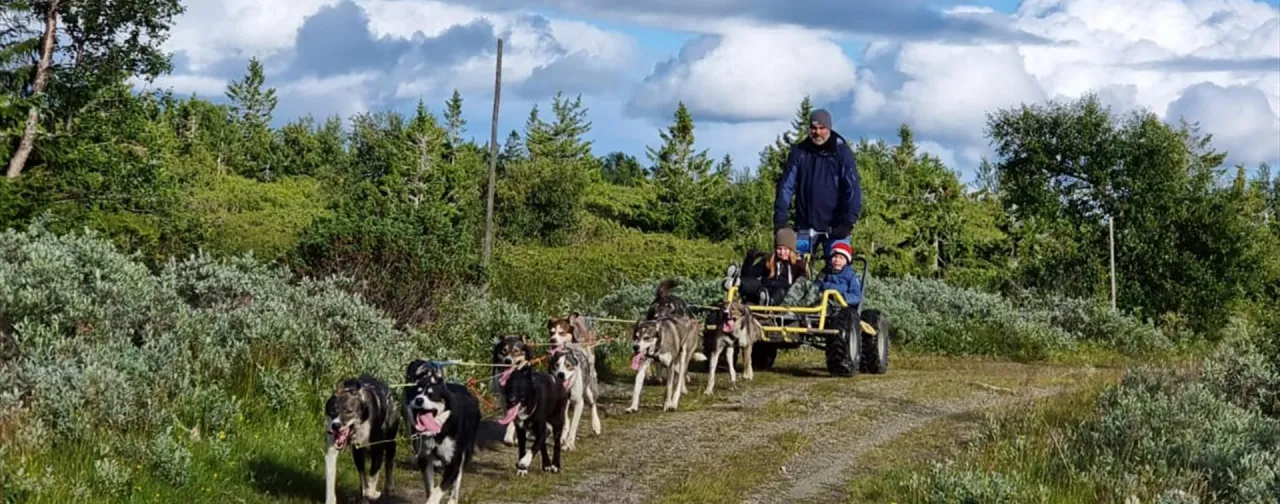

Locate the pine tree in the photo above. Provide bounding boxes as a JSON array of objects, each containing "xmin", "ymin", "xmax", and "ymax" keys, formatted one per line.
[
  {"xmin": 789, "ymin": 95, "xmax": 814, "ymax": 141},
  {"xmin": 444, "ymin": 89, "xmax": 466, "ymax": 145},
  {"xmin": 523, "ymin": 104, "xmax": 553, "ymax": 161},
  {"xmin": 225, "ymin": 57, "xmax": 277, "ymax": 127},
  {"xmin": 223, "ymin": 57, "xmax": 279, "ymax": 179},
  {"xmin": 646, "ymin": 102, "xmax": 715, "ymax": 237},
  {"xmin": 548, "ymin": 92, "xmax": 593, "ymax": 161},
  {"xmin": 501, "ymin": 129, "xmax": 525, "ymax": 165}
]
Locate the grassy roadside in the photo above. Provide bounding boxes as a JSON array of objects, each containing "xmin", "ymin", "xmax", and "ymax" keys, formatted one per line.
[
  {"xmin": 843, "ymin": 377, "xmax": 1117, "ymax": 503},
  {"xmin": 842, "ymin": 333, "xmax": 1279, "ymax": 504}
]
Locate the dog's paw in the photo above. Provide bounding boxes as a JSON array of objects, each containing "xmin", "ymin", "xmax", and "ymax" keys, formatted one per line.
[
  {"xmin": 624, "ymin": 407, "xmax": 638, "ymax": 414},
  {"xmin": 543, "ymin": 464, "xmax": 560, "ymax": 473},
  {"xmin": 516, "ymin": 467, "xmax": 528, "ymax": 477}
]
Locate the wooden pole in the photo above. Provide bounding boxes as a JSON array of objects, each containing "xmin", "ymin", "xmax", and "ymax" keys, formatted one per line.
[
  {"xmin": 1109, "ymin": 214, "xmax": 1116, "ymax": 311},
  {"xmin": 482, "ymin": 38, "xmax": 503, "ymax": 281}
]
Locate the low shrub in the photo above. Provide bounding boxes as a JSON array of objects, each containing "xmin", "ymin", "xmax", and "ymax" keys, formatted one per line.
[
  {"xmin": 0, "ymin": 223, "xmax": 424, "ymax": 495},
  {"xmin": 886, "ymin": 335, "xmax": 1280, "ymax": 504},
  {"xmin": 186, "ymin": 174, "xmax": 331, "ymax": 261},
  {"xmin": 589, "ymin": 274, "xmax": 1170, "ymax": 360},
  {"xmin": 492, "ymin": 229, "xmax": 737, "ymax": 311}
]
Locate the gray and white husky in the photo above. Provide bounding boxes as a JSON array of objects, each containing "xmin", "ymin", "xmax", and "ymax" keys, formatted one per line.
[
  {"xmin": 626, "ymin": 316, "xmax": 707, "ymax": 412},
  {"xmin": 705, "ymin": 298, "xmax": 762, "ymax": 395},
  {"xmin": 548, "ymin": 342, "xmax": 600, "ymax": 451}
]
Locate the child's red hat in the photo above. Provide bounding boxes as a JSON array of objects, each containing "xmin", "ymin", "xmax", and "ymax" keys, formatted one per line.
[{"xmin": 832, "ymin": 242, "xmax": 853, "ymax": 263}]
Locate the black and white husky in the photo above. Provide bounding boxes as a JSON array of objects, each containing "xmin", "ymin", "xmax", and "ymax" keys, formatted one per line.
[
  {"xmin": 704, "ymin": 299, "xmax": 762, "ymax": 394},
  {"xmin": 324, "ymin": 376, "xmax": 399, "ymax": 504},
  {"xmin": 495, "ymin": 365, "xmax": 568, "ymax": 475},
  {"xmin": 548, "ymin": 342, "xmax": 600, "ymax": 451},
  {"xmin": 403, "ymin": 360, "xmax": 481, "ymax": 504},
  {"xmin": 491, "ymin": 335, "xmax": 533, "ymax": 445}
]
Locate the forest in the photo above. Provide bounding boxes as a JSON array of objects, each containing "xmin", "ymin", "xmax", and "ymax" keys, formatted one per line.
[{"xmin": 2, "ymin": 1, "xmax": 1278, "ymax": 502}]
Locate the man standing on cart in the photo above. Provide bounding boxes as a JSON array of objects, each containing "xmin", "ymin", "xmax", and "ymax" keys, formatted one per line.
[{"xmin": 773, "ymin": 107, "xmax": 863, "ymax": 280}]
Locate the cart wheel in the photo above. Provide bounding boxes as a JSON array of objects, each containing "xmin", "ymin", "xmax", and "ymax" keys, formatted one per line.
[
  {"xmin": 825, "ymin": 307, "xmax": 859, "ymax": 377},
  {"xmin": 858, "ymin": 309, "xmax": 890, "ymax": 374}
]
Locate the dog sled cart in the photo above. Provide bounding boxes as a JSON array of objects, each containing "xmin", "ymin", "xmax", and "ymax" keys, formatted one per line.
[{"xmin": 713, "ymin": 231, "xmax": 890, "ymax": 378}]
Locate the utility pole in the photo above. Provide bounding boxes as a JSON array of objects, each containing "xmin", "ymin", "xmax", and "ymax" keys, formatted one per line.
[
  {"xmin": 482, "ymin": 38, "xmax": 503, "ymax": 283},
  {"xmin": 1109, "ymin": 215, "xmax": 1116, "ymax": 311}
]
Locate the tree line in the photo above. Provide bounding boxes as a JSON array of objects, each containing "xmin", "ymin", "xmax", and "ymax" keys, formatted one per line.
[{"xmin": 2, "ymin": 0, "xmax": 1277, "ymax": 335}]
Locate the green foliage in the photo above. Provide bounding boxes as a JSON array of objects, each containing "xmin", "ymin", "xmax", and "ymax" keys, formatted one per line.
[
  {"xmin": 187, "ymin": 174, "xmax": 330, "ymax": 261},
  {"xmin": 591, "ymin": 274, "xmax": 1170, "ymax": 361},
  {"xmin": 443, "ymin": 88, "xmax": 466, "ymax": 149},
  {"xmin": 223, "ymin": 57, "xmax": 278, "ymax": 180},
  {"xmin": 491, "ymin": 230, "xmax": 738, "ymax": 311},
  {"xmin": 985, "ymin": 94, "xmax": 1280, "ymax": 331},
  {"xmin": 884, "ymin": 331, "xmax": 1280, "ymax": 504},
  {"xmin": 599, "ymin": 150, "xmax": 646, "ymax": 186},
  {"xmin": 0, "ymin": 223, "xmax": 420, "ymax": 495}
]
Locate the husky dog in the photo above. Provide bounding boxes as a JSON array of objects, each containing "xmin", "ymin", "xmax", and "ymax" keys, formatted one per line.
[
  {"xmin": 704, "ymin": 299, "xmax": 762, "ymax": 395},
  {"xmin": 626, "ymin": 316, "xmax": 707, "ymax": 412},
  {"xmin": 406, "ymin": 358, "xmax": 449, "ymax": 387},
  {"xmin": 547, "ymin": 313, "xmax": 598, "ymax": 366},
  {"xmin": 646, "ymin": 278, "xmax": 692, "ymax": 320},
  {"xmin": 495, "ymin": 365, "xmax": 568, "ymax": 475},
  {"xmin": 403, "ymin": 361, "xmax": 481, "ymax": 504},
  {"xmin": 547, "ymin": 342, "xmax": 600, "ymax": 451},
  {"xmin": 491, "ymin": 335, "xmax": 533, "ymax": 445},
  {"xmin": 324, "ymin": 376, "xmax": 399, "ymax": 504}
]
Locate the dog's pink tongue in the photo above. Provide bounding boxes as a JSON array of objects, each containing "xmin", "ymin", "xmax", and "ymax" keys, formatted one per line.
[
  {"xmin": 496, "ymin": 405, "xmax": 520, "ymax": 425},
  {"xmin": 498, "ymin": 367, "xmax": 515, "ymax": 386},
  {"xmin": 630, "ymin": 353, "xmax": 645, "ymax": 370},
  {"xmin": 415, "ymin": 412, "xmax": 441, "ymax": 433},
  {"xmin": 722, "ymin": 319, "xmax": 735, "ymax": 332}
]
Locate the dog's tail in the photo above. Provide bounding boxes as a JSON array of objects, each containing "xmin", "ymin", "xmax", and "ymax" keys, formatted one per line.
[{"xmin": 656, "ymin": 278, "xmax": 679, "ymax": 299}]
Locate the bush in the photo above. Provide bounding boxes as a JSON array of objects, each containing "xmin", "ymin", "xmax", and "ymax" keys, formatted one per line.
[
  {"xmin": 892, "ymin": 340, "xmax": 1280, "ymax": 504},
  {"xmin": 186, "ymin": 174, "xmax": 331, "ymax": 261},
  {"xmin": 588, "ymin": 274, "xmax": 1170, "ymax": 360},
  {"xmin": 0, "ymin": 223, "xmax": 424, "ymax": 490},
  {"xmin": 492, "ymin": 229, "xmax": 737, "ymax": 311}
]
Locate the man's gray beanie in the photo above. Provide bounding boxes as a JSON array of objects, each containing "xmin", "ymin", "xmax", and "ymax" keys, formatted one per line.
[{"xmin": 811, "ymin": 108, "xmax": 833, "ymax": 129}]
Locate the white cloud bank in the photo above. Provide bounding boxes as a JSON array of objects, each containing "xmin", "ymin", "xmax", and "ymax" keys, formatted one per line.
[
  {"xmin": 149, "ymin": 0, "xmax": 1279, "ymax": 176},
  {"xmin": 632, "ymin": 0, "xmax": 1279, "ymax": 173}
]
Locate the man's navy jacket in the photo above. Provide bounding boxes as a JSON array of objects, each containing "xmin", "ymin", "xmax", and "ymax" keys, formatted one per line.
[{"xmin": 773, "ymin": 131, "xmax": 863, "ymax": 235}]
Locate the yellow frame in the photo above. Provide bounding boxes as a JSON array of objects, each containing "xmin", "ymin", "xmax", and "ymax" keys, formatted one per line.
[{"xmin": 713, "ymin": 263, "xmax": 877, "ymax": 340}]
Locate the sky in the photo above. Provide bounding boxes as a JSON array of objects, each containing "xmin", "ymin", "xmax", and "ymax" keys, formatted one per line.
[{"xmin": 139, "ymin": 0, "xmax": 1280, "ymax": 183}]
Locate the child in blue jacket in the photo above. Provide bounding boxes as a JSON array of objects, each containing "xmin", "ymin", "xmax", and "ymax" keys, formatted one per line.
[{"xmin": 818, "ymin": 242, "xmax": 861, "ymax": 307}]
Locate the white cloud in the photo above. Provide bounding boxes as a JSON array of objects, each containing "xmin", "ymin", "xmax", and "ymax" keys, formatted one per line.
[
  {"xmin": 149, "ymin": 0, "xmax": 642, "ymax": 152},
  {"xmin": 849, "ymin": 0, "xmax": 1280, "ymax": 169},
  {"xmin": 1167, "ymin": 82, "xmax": 1280, "ymax": 164},
  {"xmin": 628, "ymin": 22, "xmax": 857, "ymax": 123},
  {"xmin": 166, "ymin": 0, "xmax": 340, "ymax": 68}
]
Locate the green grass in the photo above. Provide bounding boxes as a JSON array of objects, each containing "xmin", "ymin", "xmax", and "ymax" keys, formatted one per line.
[
  {"xmin": 842, "ymin": 379, "xmax": 1117, "ymax": 504},
  {"xmin": 653, "ymin": 431, "xmax": 812, "ymax": 504}
]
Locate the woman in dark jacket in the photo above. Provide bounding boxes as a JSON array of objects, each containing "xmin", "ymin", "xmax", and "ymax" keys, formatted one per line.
[{"xmin": 739, "ymin": 228, "xmax": 807, "ymax": 305}]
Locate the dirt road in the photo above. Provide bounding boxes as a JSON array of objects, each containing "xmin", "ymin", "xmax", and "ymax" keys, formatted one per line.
[{"xmin": 367, "ymin": 350, "xmax": 1111, "ymax": 504}]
